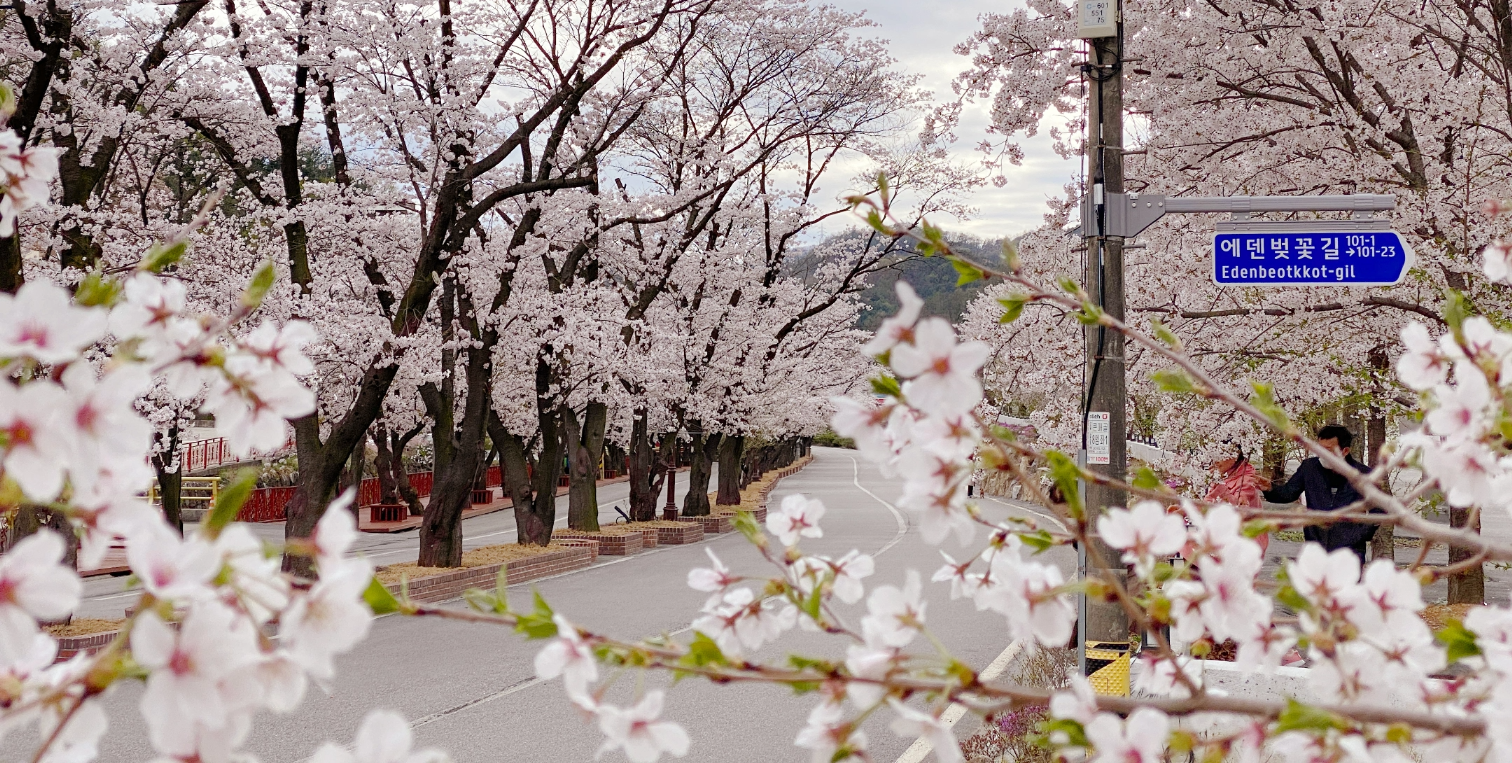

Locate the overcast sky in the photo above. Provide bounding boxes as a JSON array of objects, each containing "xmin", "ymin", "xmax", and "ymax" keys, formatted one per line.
[{"xmin": 827, "ymin": 0, "xmax": 1079, "ymax": 240}]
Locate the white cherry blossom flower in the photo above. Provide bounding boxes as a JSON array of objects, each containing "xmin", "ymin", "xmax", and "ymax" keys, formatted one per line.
[
  {"xmin": 240, "ymin": 319, "xmax": 319, "ymax": 375},
  {"xmin": 1097, "ymin": 501, "xmax": 1185, "ymax": 577},
  {"xmin": 126, "ymin": 523, "xmax": 219, "ymax": 602},
  {"xmin": 975, "ymin": 544, "xmax": 1075, "ymax": 647},
  {"xmin": 133, "ymin": 603, "xmax": 260, "ymax": 751},
  {"xmin": 687, "ymin": 548, "xmax": 738, "ymax": 605},
  {"xmin": 889, "ymin": 318, "xmax": 989, "ymax": 417},
  {"xmin": 37, "ymin": 698, "xmax": 107, "ymax": 763},
  {"xmin": 0, "ymin": 530, "xmax": 81, "ymax": 653},
  {"xmin": 794, "ymin": 700, "xmax": 866, "ymax": 763},
  {"xmin": 1287, "ymin": 544, "xmax": 1361, "ymax": 610},
  {"xmin": 595, "ymin": 691, "xmax": 690, "ymax": 763},
  {"xmin": 312, "ymin": 491, "xmax": 360, "ymax": 573},
  {"xmin": 0, "ymin": 379, "xmax": 70, "ymax": 501},
  {"xmin": 206, "ymin": 359, "xmax": 315, "ymax": 457},
  {"xmin": 861, "ymin": 570, "xmax": 926, "ymax": 648},
  {"xmin": 1425, "ymin": 363, "xmax": 1491, "ymax": 443},
  {"xmin": 535, "ymin": 614, "xmax": 598, "ymax": 704},
  {"xmin": 215, "ymin": 524, "xmax": 291, "ymax": 624},
  {"xmin": 690, "ymin": 587, "xmax": 796, "ymax": 656},
  {"xmin": 830, "ymin": 397, "xmax": 900, "ymax": 466},
  {"xmin": 768, "ymin": 494, "xmax": 825, "ymax": 547},
  {"xmin": 1048, "ymin": 675, "xmax": 1098, "ymax": 725},
  {"xmin": 862, "ymin": 281, "xmax": 924, "ymax": 357},
  {"xmin": 1084, "ymin": 707, "xmax": 1169, "ymax": 763},
  {"xmin": 1397, "ymin": 322, "xmax": 1450, "ymax": 391},
  {"xmin": 843, "ymin": 644, "xmax": 896, "ymax": 708},
  {"xmin": 0, "ymin": 281, "xmax": 107, "ymax": 364},
  {"xmin": 886, "ymin": 700, "xmax": 962, "ymax": 763},
  {"xmin": 306, "ymin": 709, "xmax": 450, "ymax": 763},
  {"xmin": 932, "ymin": 550, "xmax": 987, "ymax": 601},
  {"xmin": 56, "ymin": 364, "xmax": 153, "ymax": 492},
  {"xmin": 1486, "ymin": 240, "xmax": 1512, "ymax": 283},
  {"xmin": 282, "ymin": 558, "xmax": 375, "ymax": 681}
]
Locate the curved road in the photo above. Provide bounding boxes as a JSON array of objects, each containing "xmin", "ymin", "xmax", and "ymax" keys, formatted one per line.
[{"xmin": 64, "ymin": 447, "xmax": 1074, "ymax": 762}]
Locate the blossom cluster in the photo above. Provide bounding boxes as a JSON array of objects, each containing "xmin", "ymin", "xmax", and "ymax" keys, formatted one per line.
[
  {"xmin": 0, "ymin": 125, "xmax": 432, "ymax": 763},
  {"xmin": 0, "ymin": 109, "xmax": 57, "ymax": 237}
]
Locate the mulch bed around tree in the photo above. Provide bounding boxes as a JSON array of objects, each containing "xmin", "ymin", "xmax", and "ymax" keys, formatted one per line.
[{"xmin": 375, "ymin": 542, "xmax": 569, "ymax": 585}]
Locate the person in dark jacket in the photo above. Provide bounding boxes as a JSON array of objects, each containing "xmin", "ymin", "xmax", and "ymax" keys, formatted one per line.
[{"xmin": 1263, "ymin": 425, "xmax": 1376, "ymax": 562}]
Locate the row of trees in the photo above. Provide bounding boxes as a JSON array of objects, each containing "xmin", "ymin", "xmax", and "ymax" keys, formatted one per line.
[{"xmin": 1, "ymin": 0, "xmax": 966, "ymax": 568}]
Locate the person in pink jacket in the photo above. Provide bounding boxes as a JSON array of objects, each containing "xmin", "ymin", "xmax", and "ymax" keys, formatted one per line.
[{"xmin": 1204, "ymin": 451, "xmax": 1271, "ymax": 556}]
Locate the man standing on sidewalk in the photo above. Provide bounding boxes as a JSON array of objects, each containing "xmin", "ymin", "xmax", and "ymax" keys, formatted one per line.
[{"xmin": 1263, "ymin": 425, "xmax": 1377, "ymax": 562}]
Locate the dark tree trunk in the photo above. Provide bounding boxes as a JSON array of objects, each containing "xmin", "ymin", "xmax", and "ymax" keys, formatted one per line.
[
  {"xmin": 393, "ymin": 425, "xmax": 426, "ymax": 517},
  {"xmin": 628, "ymin": 409, "xmax": 663, "ymax": 522},
  {"xmin": 1367, "ymin": 346, "xmax": 1394, "ymax": 564},
  {"xmin": 152, "ymin": 425, "xmax": 184, "ymax": 533},
  {"xmin": 374, "ymin": 423, "xmax": 401, "ymax": 505},
  {"xmin": 418, "ymin": 285, "xmax": 493, "ymax": 567},
  {"xmin": 494, "ymin": 357, "xmax": 568, "ymax": 546},
  {"xmin": 1448, "ymin": 506, "xmax": 1485, "ymax": 604},
  {"xmin": 10, "ymin": 507, "xmax": 76, "ymax": 569},
  {"xmin": 565, "ymin": 402, "xmax": 608, "ymax": 531},
  {"xmin": 716, "ymin": 434, "xmax": 743, "ymax": 506},
  {"xmin": 343, "ymin": 432, "xmax": 366, "ymax": 520},
  {"xmin": 681, "ymin": 430, "xmax": 721, "ymax": 517}
]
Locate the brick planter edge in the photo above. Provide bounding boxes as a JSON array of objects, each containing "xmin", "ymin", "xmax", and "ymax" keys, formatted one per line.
[{"xmin": 382, "ymin": 546, "xmax": 593, "ymax": 604}]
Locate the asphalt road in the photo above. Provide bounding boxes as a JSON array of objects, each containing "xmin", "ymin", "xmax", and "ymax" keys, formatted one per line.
[{"xmin": 41, "ymin": 447, "xmax": 1074, "ymax": 763}]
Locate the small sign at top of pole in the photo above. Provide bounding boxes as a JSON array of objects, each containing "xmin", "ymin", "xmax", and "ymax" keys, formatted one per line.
[{"xmin": 1078, "ymin": 0, "xmax": 1118, "ymax": 38}]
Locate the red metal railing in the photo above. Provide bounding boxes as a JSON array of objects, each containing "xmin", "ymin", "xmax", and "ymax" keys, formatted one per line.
[{"xmin": 234, "ymin": 466, "xmax": 502, "ymax": 523}]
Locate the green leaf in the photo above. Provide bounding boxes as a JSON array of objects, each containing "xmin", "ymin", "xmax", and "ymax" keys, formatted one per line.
[
  {"xmin": 1039, "ymin": 718, "xmax": 1088, "ymax": 748},
  {"xmin": 864, "ymin": 208, "xmax": 887, "ymax": 235},
  {"xmin": 788, "ymin": 654, "xmax": 837, "ymax": 672},
  {"xmin": 1275, "ymin": 699, "xmax": 1349, "ymax": 733},
  {"xmin": 1241, "ymin": 519, "xmax": 1278, "ymax": 539},
  {"xmin": 514, "ymin": 591, "xmax": 559, "ymax": 639},
  {"xmin": 1152, "ymin": 367, "xmax": 1197, "ymax": 395},
  {"xmin": 1444, "ymin": 289, "xmax": 1470, "ymax": 337},
  {"xmin": 788, "ymin": 681, "xmax": 822, "ymax": 695},
  {"xmin": 1275, "ymin": 583, "xmax": 1311, "ymax": 615},
  {"xmin": 140, "ymin": 240, "xmax": 189, "ymax": 273},
  {"xmin": 1075, "ymin": 301, "xmax": 1103, "ymax": 325},
  {"xmin": 801, "ymin": 585, "xmax": 824, "ymax": 622},
  {"xmin": 1001, "ymin": 238, "xmax": 1021, "ymax": 273},
  {"xmin": 1249, "ymin": 381, "xmax": 1292, "ymax": 432},
  {"xmin": 732, "ymin": 510, "xmax": 764, "ymax": 545},
  {"xmin": 1437, "ymin": 619, "xmax": 1482, "ymax": 663},
  {"xmin": 204, "ymin": 467, "xmax": 259, "ymax": 537},
  {"xmin": 1150, "ymin": 318, "xmax": 1182, "ymax": 350},
  {"xmin": 1132, "ymin": 466, "xmax": 1163, "ymax": 492},
  {"xmin": 1057, "ymin": 276, "xmax": 1081, "ymax": 295},
  {"xmin": 869, "ymin": 375, "xmax": 902, "ymax": 398},
  {"xmin": 952, "ymin": 258, "xmax": 985, "ymax": 286},
  {"xmin": 1044, "ymin": 451, "xmax": 1084, "ymax": 521},
  {"xmin": 74, "ymin": 271, "xmax": 122, "ymax": 308},
  {"xmin": 998, "ymin": 293, "xmax": 1029, "ymax": 324},
  {"xmin": 1018, "ymin": 529, "xmax": 1055, "ymax": 553},
  {"xmin": 876, "ymin": 172, "xmax": 890, "ymax": 204},
  {"xmin": 682, "ymin": 632, "xmax": 728, "ymax": 668},
  {"xmin": 363, "ymin": 576, "xmax": 402, "ymax": 615},
  {"xmin": 240, "ymin": 260, "xmax": 278, "ymax": 309},
  {"xmin": 0, "ymin": 82, "xmax": 15, "ymax": 120}
]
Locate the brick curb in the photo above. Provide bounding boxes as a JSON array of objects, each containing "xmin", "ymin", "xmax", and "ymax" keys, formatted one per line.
[{"xmin": 381, "ymin": 546, "xmax": 593, "ymax": 604}]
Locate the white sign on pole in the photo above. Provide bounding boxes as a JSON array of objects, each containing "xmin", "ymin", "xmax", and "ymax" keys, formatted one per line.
[
  {"xmin": 1087, "ymin": 412, "xmax": 1111, "ymax": 465},
  {"xmin": 1077, "ymin": 0, "xmax": 1118, "ymax": 38}
]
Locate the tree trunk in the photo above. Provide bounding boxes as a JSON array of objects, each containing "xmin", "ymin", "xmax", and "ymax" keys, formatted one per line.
[
  {"xmin": 628, "ymin": 409, "xmax": 663, "ymax": 522},
  {"xmin": 495, "ymin": 358, "xmax": 567, "ymax": 546},
  {"xmin": 374, "ymin": 423, "xmax": 401, "ymax": 505},
  {"xmin": 152, "ymin": 424, "xmax": 184, "ymax": 533},
  {"xmin": 682, "ymin": 431, "xmax": 721, "ymax": 517},
  {"xmin": 343, "ymin": 433, "xmax": 366, "ymax": 520},
  {"xmin": 1367, "ymin": 346, "xmax": 1394, "ymax": 564},
  {"xmin": 716, "ymin": 434, "xmax": 743, "ymax": 506},
  {"xmin": 565, "ymin": 402, "xmax": 608, "ymax": 531},
  {"xmin": 1448, "ymin": 506, "xmax": 1485, "ymax": 604},
  {"xmin": 10, "ymin": 507, "xmax": 76, "ymax": 569},
  {"xmin": 418, "ymin": 290, "xmax": 493, "ymax": 567}
]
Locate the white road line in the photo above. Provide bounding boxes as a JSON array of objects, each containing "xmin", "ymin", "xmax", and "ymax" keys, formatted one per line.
[
  {"xmin": 847, "ymin": 455, "xmax": 909, "ymax": 557},
  {"xmin": 978, "ymin": 494, "xmax": 1069, "ymax": 533},
  {"xmin": 894, "ymin": 639, "xmax": 1024, "ymax": 763},
  {"xmin": 412, "ymin": 676, "xmax": 549, "ymax": 728}
]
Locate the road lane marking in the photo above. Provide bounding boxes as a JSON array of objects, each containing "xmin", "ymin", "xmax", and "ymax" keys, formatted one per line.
[
  {"xmin": 847, "ymin": 456, "xmax": 909, "ymax": 557},
  {"xmin": 894, "ymin": 639, "xmax": 1024, "ymax": 763},
  {"xmin": 978, "ymin": 494, "xmax": 1069, "ymax": 532},
  {"xmin": 411, "ymin": 675, "xmax": 550, "ymax": 728}
]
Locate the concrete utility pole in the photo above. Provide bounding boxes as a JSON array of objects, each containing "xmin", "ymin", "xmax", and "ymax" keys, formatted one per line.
[{"xmin": 1079, "ymin": 2, "xmax": 1129, "ymax": 661}]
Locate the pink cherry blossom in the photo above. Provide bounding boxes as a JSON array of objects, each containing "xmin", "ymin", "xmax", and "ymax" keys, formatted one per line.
[
  {"xmin": 861, "ymin": 570, "xmax": 927, "ymax": 648},
  {"xmin": 794, "ymin": 700, "xmax": 866, "ymax": 763},
  {"xmin": 768, "ymin": 494, "xmax": 826, "ymax": 547},
  {"xmin": 1097, "ymin": 501, "xmax": 1186, "ymax": 577},
  {"xmin": 0, "ymin": 530, "xmax": 82, "ymax": 651},
  {"xmin": 0, "ymin": 379, "xmax": 70, "ymax": 501},
  {"xmin": 862, "ymin": 281, "xmax": 925, "ymax": 358},
  {"xmin": 886, "ymin": 700, "xmax": 962, "ymax": 763},
  {"xmin": 126, "ymin": 523, "xmax": 220, "ymax": 602},
  {"xmin": 281, "ymin": 559, "xmax": 375, "ymax": 681},
  {"xmin": 1398, "ymin": 322, "xmax": 1450, "ymax": 391},
  {"xmin": 595, "ymin": 691, "xmax": 690, "ymax": 763},
  {"xmin": 1487, "ymin": 240, "xmax": 1512, "ymax": 283},
  {"xmin": 1085, "ymin": 707, "xmax": 1169, "ymax": 763},
  {"xmin": 535, "ymin": 614, "xmax": 599, "ymax": 704},
  {"xmin": 0, "ymin": 281, "xmax": 107, "ymax": 364},
  {"xmin": 889, "ymin": 318, "xmax": 990, "ymax": 417},
  {"xmin": 306, "ymin": 709, "xmax": 450, "ymax": 763}
]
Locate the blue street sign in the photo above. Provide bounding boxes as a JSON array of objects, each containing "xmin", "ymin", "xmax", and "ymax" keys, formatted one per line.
[{"xmin": 1213, "ymin": 230, "xmax": 1413, "ymax": 286}]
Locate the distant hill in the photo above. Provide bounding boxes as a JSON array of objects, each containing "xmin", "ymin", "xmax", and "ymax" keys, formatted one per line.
[{"xmin": 851, "ymin": 235, "xmax": 1010, "ymax": 330}]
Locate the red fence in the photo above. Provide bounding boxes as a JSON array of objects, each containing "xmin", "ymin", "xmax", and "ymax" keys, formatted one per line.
[
  {"xmin": 235, "ymin": 467, "xmax": 501, "ymax": 523},
  {"xmin": 181, "ymin": 438, "xmax": 232, "ymax": 473}
]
